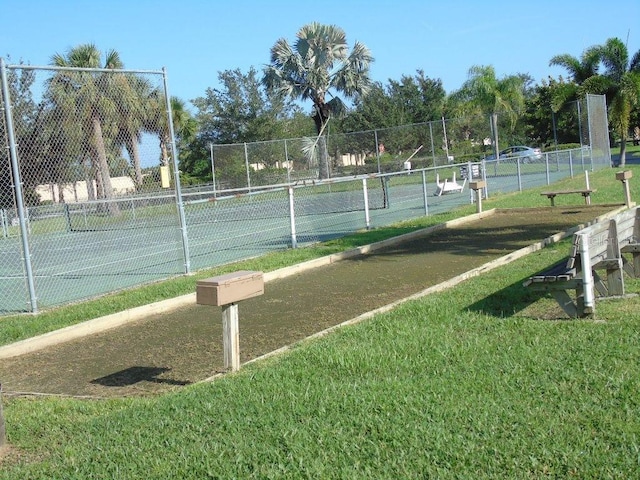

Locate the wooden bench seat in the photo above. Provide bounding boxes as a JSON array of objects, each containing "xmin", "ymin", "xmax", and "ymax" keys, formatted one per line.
[
  {"xmin": 524, "ymin": 206, "xmax": 639, "ymax": 317},
  {"xmin": 540, "ymin": 189, "xmax": 595, "ymax": 206}
]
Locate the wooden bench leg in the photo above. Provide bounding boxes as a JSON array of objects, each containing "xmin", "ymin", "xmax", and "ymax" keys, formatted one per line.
[
  {"xmin": 622, "ymin": 248, "xmax": 640, "ymax": 278},
  {"xmin": 575, "ymin": 283, "xmax": 594, "ymax": 317},
  {"xmin": 605, "ymin": 220, "xmax": 624, "ymax": 296},
  {"xmin": 606, "ymin": 262, "xmax": 625, "ymax": 296},
  {"xmin": 592, "ymin": 271, "xmax": 609, "ymax": 296},
  {"xmin": 551, "ymin": 291, "xmax": 578, "ymax": 317}
]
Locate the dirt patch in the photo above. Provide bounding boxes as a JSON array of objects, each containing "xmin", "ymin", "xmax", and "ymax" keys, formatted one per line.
[{"xmin": 0, "ymin": 206, "xmax": 619, "ymax": 398}]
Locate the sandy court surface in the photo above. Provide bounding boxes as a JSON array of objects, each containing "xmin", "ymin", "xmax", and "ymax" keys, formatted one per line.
[{"xmin": 0, "ymin": 206, "xmax": 618, "ymax": 398}]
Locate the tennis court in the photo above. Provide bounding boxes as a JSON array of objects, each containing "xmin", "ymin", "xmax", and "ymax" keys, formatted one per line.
[{"xmin": 0, "ymin": 158, "xmax": 590, "ymax": 313}]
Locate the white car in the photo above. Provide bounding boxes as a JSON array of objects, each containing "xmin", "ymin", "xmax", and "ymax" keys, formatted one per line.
[{"xmin": 487, "ymin": 146, "xmax": 543, "ymax": 163}]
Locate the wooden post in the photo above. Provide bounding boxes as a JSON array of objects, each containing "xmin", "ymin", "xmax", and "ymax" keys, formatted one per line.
[
  {"xmin": 584, "ymin": 171, "xmax": 591, "ymax": 205},
  {"xmin": 605, "ymin": 219, "xmax": 625, "ymax": 296},
  {"xmin": 469, "ymin": 180, "xmax": 486, "ymax": 213},
  {"xmin": 196, "ymin": 271, "xmax": 264, "ymax": 374},
  {"xmin": 615, "ymin": 170, "xmax": 633, "ymax": 208},
  {"xmin": 222, "ymin": 304, "xmax": 240, "ymax": 371},
  {"xmin": 0, "ymin": 383, "xmax": 6, "ymax": 448}
]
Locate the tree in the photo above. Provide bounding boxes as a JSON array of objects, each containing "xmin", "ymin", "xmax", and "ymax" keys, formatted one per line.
[
  {"xmin": 521, "ymin": 77, "xmax": 582, "ymax": 148},
  {"xmin": 50, "ymin": 43, "xmax": 124, "ymax": 214},
  {"xmin": 342, "ymin": 70, "xmax": 446, "ymax": 132},
  {"xmin": 551, "ymin": 38, "xmax": 640, "ymax": 165},
  {"xmin": 113, "ymin": 74, "xmax": 153, "ymax": 189},
  {"xmin": 192, "ymin": 68, "xmax": 300, "ymax": 145},
  {"xmin": 145, "ymin": 92, "xmax": 196, "ymax": 167},
  {"xmin": 263, "ymin": 23, "xmax": 373, "ymax": 177},
  {"xmin": 450, "ymin": 65, "xmax": 525, "ymax": 157},
  {"xmin": 182, "ymin": 68, "xmax": 311, "ymax": 183}
]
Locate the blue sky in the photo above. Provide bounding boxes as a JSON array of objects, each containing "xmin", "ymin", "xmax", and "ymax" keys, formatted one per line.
[{"xmin": 2, "ymin": 0, "xmax": 638, "ymax": 113}]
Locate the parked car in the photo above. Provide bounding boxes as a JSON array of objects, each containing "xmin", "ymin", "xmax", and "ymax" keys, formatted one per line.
[{"xmin": 486, "ymin": 145, "xmax": 543, "ymax": 163}]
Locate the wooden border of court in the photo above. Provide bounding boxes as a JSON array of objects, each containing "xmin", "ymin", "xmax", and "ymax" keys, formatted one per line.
[{"xmin": 0, "ymin": 206, "xmax": 630, "ymax": 360}]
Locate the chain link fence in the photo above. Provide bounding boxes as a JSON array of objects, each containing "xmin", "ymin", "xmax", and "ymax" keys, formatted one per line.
[
  {"xmin": 1, "ymin": 58, "xmax": 611, "ymax": 314},
  {"xmin": 209, "ymin": 97, "xmax": 608, "ymax": 191}
]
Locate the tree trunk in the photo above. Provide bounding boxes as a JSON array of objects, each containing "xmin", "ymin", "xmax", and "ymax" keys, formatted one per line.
[
  {"xmin": 491, "ymin": 113, "xmax": 500, "ymax": 160},
  {"xmin": 313, "ymin": 104, "xmax": 331, "ymax": 179},
  {"xmin": 618, "ymin": 137, "xmax": 627, "ymax": 167},
  {"xmin": 318, "ymin": 136, "xmax": 329, "ymax": 179},
  {"xmin": 92, "ymin": 116, "xmax": 119, "ymax": 215},
  {"xmin": 126, "ymin": 134, "xmax": 143, "ymax": 189},
  {"xmin": 160, "ymin": 133, "xmax": 172, "ymax": 167},
  {"xmin": 84, "ymin": 157, "xmax": 96, "ymax": 201}
]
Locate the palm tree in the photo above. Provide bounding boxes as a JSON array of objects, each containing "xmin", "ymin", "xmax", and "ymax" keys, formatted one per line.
[
  {"xmin": 263, "ymin": 23, "xmax": 373, "ymax": 177},
  {"xmin": 113, "ymin": 74, "xmax": 153, "ymax": 189},
  {"xmin": 50, "ymin": 43, "xmax": 123, "ymax": 214},
  {"xmin": 591, "ymin": 38, "xmax": 640, "ymax": 166},
  {"xmin": 548, "ymin": 46, "xmax": 602, "ymax": 118},
  {"xmin": 450, "ymin": 65, "xmax": 525, "ymax": 158},
  {"xmin": 145, "ymin": 93, "xmax": 197, "ymax": 167},
  {"xmin": 549, "ymin": 47, "xmax": 601, "ymax": 84}
]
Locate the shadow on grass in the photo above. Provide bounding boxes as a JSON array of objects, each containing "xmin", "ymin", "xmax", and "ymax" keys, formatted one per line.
[{"xmin": 465, "ymin": 274, "xmax": 559, "ymax": 318}]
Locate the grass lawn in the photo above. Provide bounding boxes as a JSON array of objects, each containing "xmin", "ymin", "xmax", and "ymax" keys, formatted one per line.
[{"xmin": 1, "ymin": 157, "xmax": 639, "ymax": 477}]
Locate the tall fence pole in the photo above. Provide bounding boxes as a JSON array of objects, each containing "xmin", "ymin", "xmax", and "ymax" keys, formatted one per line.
[
  {"xmin": 209, "ymin": 143, "xmax": 217, "ymax": 198},
  {"xmin": 284, "ymin": 139, "xmax": 291, "ymax": 183},
  {"xmin": 362, "ymin": 178, "xmax": 371, "ymax": 230},
  {"xmin": 244, "ymin": 143, "xmax": 251, "ymax": 191},
  {"xmin": 1, "ymin": 58, "xmax": 38, "ymax": 313},
  {"xmin": 288, "ymin": 186, "xmax": 297, "ymax": 248},
  {"xmin": 421, "ymin": 170, "xmax": 429, "ymax": 216},
  {"xmin": 374, "ymin": 130, "xmax": 381, "ymax": 174},
  {"xmin": 569, "ymin": 151, "xmax": 574, "ymax": 178},
  {"xmin": 545, "ymin": 153, "xmax": 551, "ymax": 185},
  {"xmin": 162, "ymin": 67, "xmax": 191, "ymax": 274},
  {"xmin": 429, "ymin": 122, "xmax": 436, "ymax": 166}
]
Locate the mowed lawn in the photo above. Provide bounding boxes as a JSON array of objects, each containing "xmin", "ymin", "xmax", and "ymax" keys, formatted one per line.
[{"xmin": 1, "ymin": 160, "xmax": 640, "ymax": 478}]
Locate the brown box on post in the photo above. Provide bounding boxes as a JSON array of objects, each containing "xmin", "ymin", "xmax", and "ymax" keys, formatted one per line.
[
  {"xmin": 196, "ymin": 271, "xmax": 264, "ymax": 306},
  {"xmin": 470, "ymin": 180, "xmax": 486, "ymax": 190},
  {"xmin": 616, "ymin": 170, "xmax": 632, "ymax": 181}
]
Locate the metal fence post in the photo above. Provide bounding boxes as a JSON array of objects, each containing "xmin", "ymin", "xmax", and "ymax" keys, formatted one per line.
[
  {"xmin": 374, "ymin": 129, "xmax": 381, "ymax": 174},
  {"xmin": 362, "ymin": 178, "xmax": 371, "ymax": 230},
  {"xmin": 429, "ymin": 121, "xmax": 436, "ymax": 166},
  {"xmin": 284, "ymin": 139, "xmax": 291, "ymax": 183},
  {"xmin": 545, "ymin": 153, "xmax": 551, "ymax": 185},
  {"xmin": 569, "ymin": 150, "xmax": 574, "ymax": 177},
  {"xmin": 421, "ymin": 170, "xmax": 429, "ymax": 216},
  {"xmin": 162, "ymin": 67, "xmax": 191, "ymax": 274},
  {"xmin": 481, "ymin": 160, "xmax": 490, "ymax": 199},
  {"xmin": 244, "ymin": 142, "xmax": 251, "ymax": 191},
  {"xmin": 288, "ymin": 186, "xmax": 297, "ymax": 248},
  {"xmin": 1, "ymin": 209, "xmax": 6, "ymax": 238},
  {"xmin": 1, "ymin": 58, "xmax": 38, "ymax": 313}
]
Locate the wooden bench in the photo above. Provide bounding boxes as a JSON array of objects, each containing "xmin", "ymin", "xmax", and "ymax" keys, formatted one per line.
[
  {"xmin": 540, "ymin": 189, "xmax": 595, "ymax": 206},
  {"xmin": 524, "ymin": 206, "xmax": 639, "ymax": 317}
]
